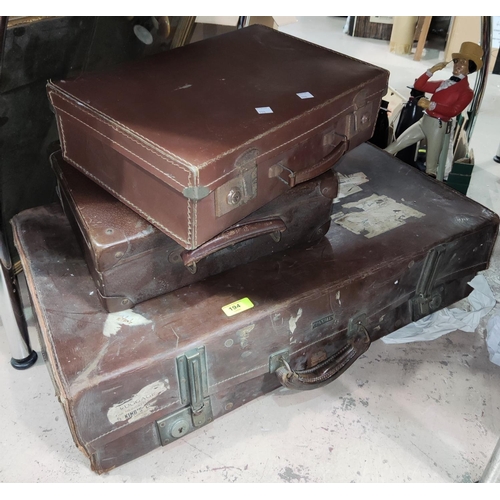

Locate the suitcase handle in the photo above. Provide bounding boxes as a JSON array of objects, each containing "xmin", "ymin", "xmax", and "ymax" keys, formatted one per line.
[
  {"xmin": 181, "ymin": 218, "xmax": 287, "ymax": 273},
  {"xmin": 285, "ymin": 136, "xmax": 348, "ymax": 188},
  {"xmin": 275, "ymin": 320, "xmax": 371, "ymax": 390}
]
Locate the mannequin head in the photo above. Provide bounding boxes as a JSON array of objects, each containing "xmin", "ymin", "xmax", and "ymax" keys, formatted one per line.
[
  {"xmin": 452, "ymin": 57, "xmax": 470, "ymax": 76},
  {"xmin": 451, "ymin": 42, "xmax": 483, "ymax": 75}
]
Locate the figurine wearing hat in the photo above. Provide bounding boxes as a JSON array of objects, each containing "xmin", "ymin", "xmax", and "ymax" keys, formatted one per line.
[{"xmin": 385, "ymin": 41, "xmax": 484, "ymax": 177}]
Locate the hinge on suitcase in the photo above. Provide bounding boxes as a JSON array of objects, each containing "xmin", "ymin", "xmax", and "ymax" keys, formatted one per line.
[
  {"xmin": 410, "ymin": 244, "xmax": 447, "ymax": 321},
  {"xmin": 156, "ymin": 346, "xmax": 213, "ymax": 446}
]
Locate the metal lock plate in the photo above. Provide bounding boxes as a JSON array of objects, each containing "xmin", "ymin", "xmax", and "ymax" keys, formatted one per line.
[
  {"xmin": 157, "ymin": 346, "xmax": 212, "ymax": 446},
  {"xmin": 411, "ymin": 285, "xmax": 445, "ymax": 321},
  {"xmin": 345, "ymin": 89, "xmax": 372, "ymax": 136},
  {"xmin": 351, "ymin": 101, "xmax": 373, "ymax": 133},
  {"xmin": 215, "ymin": 149, "xmax": 258, "ymax": 217},
  {"xmin": 157, "ymin": 398, "xmax": 213, "ymax": 446},
  {"xmin": 215, "ymin": 168, "xmax": 257, "ymax": 217}
]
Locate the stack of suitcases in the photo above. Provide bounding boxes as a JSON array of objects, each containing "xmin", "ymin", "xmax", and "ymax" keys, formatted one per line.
[{"xmin": 11, "ymin": 25, "xmax": 499, "ymax": 472}]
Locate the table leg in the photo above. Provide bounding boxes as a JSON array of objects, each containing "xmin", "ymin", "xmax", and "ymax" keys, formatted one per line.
[{"xmin": 0, "ymin": 231, "xmax": 37, "ymax": 369}]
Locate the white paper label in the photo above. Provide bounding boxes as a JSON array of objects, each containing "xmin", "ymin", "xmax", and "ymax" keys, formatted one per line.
[
  {"xmin": 333, "ymin": 194, "xmax": 425, "ymax": 238},
  {"xmin": 333, "ymin": 172, "xmax": 370, "ymax": 203},
  {"xmin": 107, "ymin": 380, "xmax": 169, "ymax": 425},
  {"xmin": 296, "ymin": 92, "xmax": 314, "ymax": 99},
  {"xmin": 255, "ymin": 106, "xmax": 273, "ymax": 114}
]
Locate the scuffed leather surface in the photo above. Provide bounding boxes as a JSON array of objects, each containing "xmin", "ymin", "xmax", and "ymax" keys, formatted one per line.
[
  {"xmin": 12, "ymin": 144, "xmax": 498, "ymax": 473},
  {"xmin": 52, "ymin": 151, "xmax": 337, "ymax": 311},
  {"xmin": 47, "ymin": 24, "xmax": 389, "ymax": 248}
]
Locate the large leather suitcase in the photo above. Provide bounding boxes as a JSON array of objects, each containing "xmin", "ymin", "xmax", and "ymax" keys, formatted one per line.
[
  {"xmin": 12, "ymin": 144, "xmax": 498, "ymax": 473},
  {"xmin": 51, "ymin": 150, "xmax": 337, "ymax": 312},
  {"xmin": 47, "ymin": 24, "xmax": 389, "ymax": 249}
]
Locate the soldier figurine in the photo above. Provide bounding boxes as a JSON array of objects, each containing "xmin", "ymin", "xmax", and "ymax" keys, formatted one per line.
[{"xmin": 385, "ymin": 41, "xmax": 484, "ymax": 177}]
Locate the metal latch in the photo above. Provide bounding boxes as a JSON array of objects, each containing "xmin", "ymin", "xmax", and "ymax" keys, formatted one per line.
[
  {"xmin": 215, "ymin": 149, "xmax": 258, "ymax": 217},
  {"xmin": 410, "ymin": 244, "xmax": 447, "ymax": 321},
  {"xmin": 347, "ymin": 313, "xmax": 369, "ymax": 340},
  {"xmin": 156, "ymin": 346, "xmax": 213, "ymax": 446},
  {"xmin": 269, "ymin": 348, "xmax": 290, "ymax": 374}
]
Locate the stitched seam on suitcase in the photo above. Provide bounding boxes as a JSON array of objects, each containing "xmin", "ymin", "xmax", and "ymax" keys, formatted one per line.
[
  {"xmin": 200, "ymin": 87, "xmax": 385, "ymax": 183},
  {"xmin": 86, "ymin": 399, "xmax": 181, "ymax": 445},
  {"xmin": 49, "ymin": 84, "xmax": 384, "ymax": 179},
  {"xmin": 199, "ymin": 87, "xmax": 384, "ymax": 169},
  {"xmin": 200, "ymin": 108, "xmax": 350, "ymax": 189},
  {"xmin": 51, "ymin": 103, "xmax": 190, "ymax": 191},
  {"xmin": 55, "ymin": 106, "xmax": 196, "ymax": 246},
  {"xmin": 56, "ymin": 127, "xmax": 192, "ymax": 246},
  {"xmin": 198, "ymin": 107, "xmax": 358, "ymax": 190},
  {"xmin": 48, "ymin": 89, "xmax": 195, "ymax": 179},
  {"xmin": 192, "ymin": 197, "xmax": 197, "ymax": 248},
  {"xmin": 48, "ymin": 87, "xmax": 194, "ymax": 171},
  {"xmin": 49, "ymin": 30, "xmax": 387, "ymax": 173}
]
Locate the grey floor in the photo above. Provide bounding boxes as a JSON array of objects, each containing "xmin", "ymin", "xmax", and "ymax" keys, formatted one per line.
[{"xmin": 1, "ymin": 16, "xmax": 500, "ymax": 483}]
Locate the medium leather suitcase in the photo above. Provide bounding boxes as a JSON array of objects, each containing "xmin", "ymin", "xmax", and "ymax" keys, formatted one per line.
[
  {"xmin": 51, "ymin": 150, "xmax": 337, "ymax": 312},
  {"xmin": 13, "ymin": 144, "xmax": 498, "ymax": 473},
  {"xmin": 46, "ymin": 24, "xmax": 389, "ymax": 249}
]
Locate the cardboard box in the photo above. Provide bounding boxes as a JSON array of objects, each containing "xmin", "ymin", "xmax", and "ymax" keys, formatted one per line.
[
  {"xmin": 446, "ymin": 153, "xmax": 474, "ymax": 195},
  {"xmin": 446, "ymin": 173, "xmax": 470, "ymax": 194},
  {"xmin": 451, "ymin": 161, "xmax": 474, "ymax": 175}
]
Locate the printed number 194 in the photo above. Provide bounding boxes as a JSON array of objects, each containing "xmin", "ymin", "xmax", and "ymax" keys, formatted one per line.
[{"xmin": 222, "ymin": 298, "xmax": 254, "ymax": 317}]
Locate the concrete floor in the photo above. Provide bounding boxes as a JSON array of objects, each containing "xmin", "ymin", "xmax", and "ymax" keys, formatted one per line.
[{"xmin": 1, "ymin": 16, "xmax": 500, "ymax": 483}]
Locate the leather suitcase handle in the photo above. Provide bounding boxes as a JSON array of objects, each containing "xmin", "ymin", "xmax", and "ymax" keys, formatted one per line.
[
  {"xmin": 181, "ymin": 218, "xmax": 287, "ymax": 273},
  {"xmin": 275, "ymin": 320, "xmax": 371, "ymax": 391},
  {"xmin": 285, "ymin": 137, "xmax": 348, "ymax": 188}
]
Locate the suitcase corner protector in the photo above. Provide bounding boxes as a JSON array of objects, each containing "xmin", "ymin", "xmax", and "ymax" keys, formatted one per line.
[{"xmin": 183, "ymin": 186, "xmax": 211, "ymax": 201}]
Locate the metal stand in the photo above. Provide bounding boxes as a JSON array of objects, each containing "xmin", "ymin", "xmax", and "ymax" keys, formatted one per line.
[
  {"xmin": 479, "ymin": 436, "xmax": 500, "ymax": 483},
  {"xmin": 0, "ymin": 230, "xmax": 37, "ymax": 369}
]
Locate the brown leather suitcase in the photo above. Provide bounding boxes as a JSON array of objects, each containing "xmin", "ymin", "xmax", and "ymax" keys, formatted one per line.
[
  {"xmin": 13, "ymin": 144, "xmax": 498, "ymax": 473},
  {"xmin": 51, "ymin": 150, "xmax": 337, "ymax": 312},
  {"xmin": 46, "ymin": 24, "xmax": 389, "ymax": 249}
]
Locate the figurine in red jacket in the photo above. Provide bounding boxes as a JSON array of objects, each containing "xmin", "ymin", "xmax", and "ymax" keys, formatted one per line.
[{"xmin": 385, "ymin": 42, "xmax": 484, "ymax": 177}]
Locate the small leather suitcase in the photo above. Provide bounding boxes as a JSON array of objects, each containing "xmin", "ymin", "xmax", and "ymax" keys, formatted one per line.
[
  {"xmin": 51, "ymin": 150, "xmax": 337, "ymax": 312},
  {"xmin": 47, "ymin": 24, "xmax": 389, "ymax": 249},
  {"xmin": 13, "ymin": 144, "xmax": 498, "ymax": 473}
]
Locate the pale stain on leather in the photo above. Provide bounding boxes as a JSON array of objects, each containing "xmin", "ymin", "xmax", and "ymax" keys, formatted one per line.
[
  {"xmin": 103, "ymin": 309, "xmax": 153, "ymax": 337},
  {"xmin": 289, "ymin": 308, "xmax": 303, "ymax": 335}
]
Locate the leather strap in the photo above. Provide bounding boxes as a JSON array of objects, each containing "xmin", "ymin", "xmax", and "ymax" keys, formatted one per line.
[
  {"xmin": 275, "ymin": 321, "xmax": 371, "ymax": 391},
  {"xmin": 285, "ymin": 138, "xmax": 348, "ymax": 188},
  {"xmin": 181, "ymin": 218, "xmax": 287, "ymax": 272}
]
